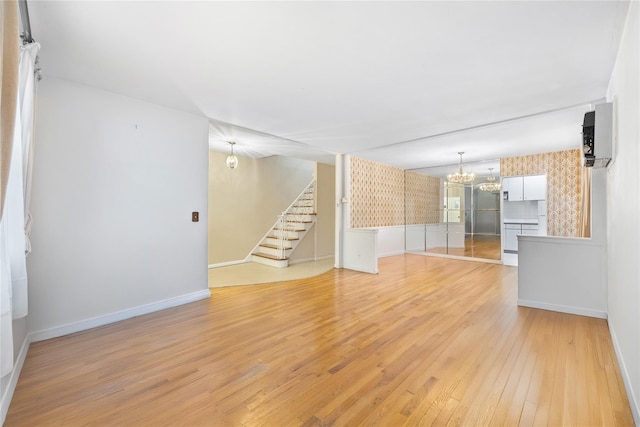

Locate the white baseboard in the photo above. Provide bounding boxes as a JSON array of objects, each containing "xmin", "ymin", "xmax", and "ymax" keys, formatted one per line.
[
  {"xmin": 517, "ymin": 299, "xmax": 607, "ymax": 319},
  {"xmin": 30, "ymin": 289, "xmax": 211, "ymax": 343},
  {"xmin": 289, "ymin": 255, "xmax": 334, "ymax": 265},
  {"xmin": 208, "ymin": 259, "xmax": 249, "ymax": 269},
  {"xmin": 378, "ymin": 250, "xmax": 406, "ymax": 258},
  {"xmin": 609, "ymin": 323, "xmax": 640, "ymax": 425},
  {"xmin": 1, "ymin": 333, "xmax": 30, "ymax": 424}
]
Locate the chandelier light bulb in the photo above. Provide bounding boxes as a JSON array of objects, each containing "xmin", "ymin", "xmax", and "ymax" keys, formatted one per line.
[
  {"xmin": 479, "ymin": 167, "xmax": 501, "ymax": 192},
  {"xmin": 447, "ymin": 152, "xmax": 476, "ymax": 183}
]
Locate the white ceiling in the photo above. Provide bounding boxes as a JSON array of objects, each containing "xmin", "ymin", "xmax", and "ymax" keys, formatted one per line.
[{"xmin": 28, "ymin": 1, "xmax": 629, "ymax": 169}]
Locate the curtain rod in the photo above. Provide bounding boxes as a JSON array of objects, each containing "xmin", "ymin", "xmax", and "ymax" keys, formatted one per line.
[{"xmin": 18, "ymin": 0, "xmax": 34, "ymax": 44}]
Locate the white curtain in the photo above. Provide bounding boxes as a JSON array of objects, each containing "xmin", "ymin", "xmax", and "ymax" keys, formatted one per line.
[
  {"xmin": 0, "ymin": 0, "xmax": 20, "ymax": 379},
  {"xmin": 0, "ymin": 41, "xmax": 40, "ymax": 377}
]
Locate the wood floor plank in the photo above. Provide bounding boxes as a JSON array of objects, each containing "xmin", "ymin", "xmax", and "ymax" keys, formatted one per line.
[{"xmin": 5, "ymin": 254, "xmax": 634, "ymax": 426}]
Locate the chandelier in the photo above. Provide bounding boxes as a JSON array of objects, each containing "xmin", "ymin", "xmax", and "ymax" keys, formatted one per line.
[
  {"xmin": 447, "ymin": 152, "xmax": 476, "ymax": 183},
  {"xmin": 226, "ymin": 141, "xmax": 238, "ymax": 169},
  {"xmin": 479, "ymin": 168, "xmax": 501, "ymax": 192}
]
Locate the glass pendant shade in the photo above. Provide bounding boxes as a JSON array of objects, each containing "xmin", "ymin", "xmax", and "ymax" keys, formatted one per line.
[
  {"xmin": 447, "ymin": 152, "xmax": 475, "ymax": 183},
  {"xmin": 226, "ymin": 142, "xmax": 238, "ymax": 169},
  {"xmin": 226, "ymin": 154, "xmax": 238, "ymax": 169},
  {"xmin": 479, "ymin": 168, "xmax": 501, "ymax": 191}
]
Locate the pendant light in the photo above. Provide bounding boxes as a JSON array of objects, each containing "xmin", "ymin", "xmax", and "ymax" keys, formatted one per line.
[
  {"xmin": 226, "ymin": 141, "xmax": 238, "ymax": 169},
  {"xmin": 447, "ymin": 152, "xmax": 476, "ymax": 183},
  {"xmin": 479, "ymin": 168, "xmax": 501, "ymax": 192}
]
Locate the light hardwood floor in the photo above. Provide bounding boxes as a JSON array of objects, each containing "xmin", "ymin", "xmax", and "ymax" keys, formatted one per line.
[{"xmin": 6, "ymin": 255, "xmax": 633, "ymax": 426}]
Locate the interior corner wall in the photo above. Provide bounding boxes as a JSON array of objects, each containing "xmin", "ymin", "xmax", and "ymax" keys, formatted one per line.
[
  {"xmin": 606, "ymin": 1, "xmax": 640, "ymax": 423},
  {"xmin": 286, "ymin": 162, "xmax": 336, "ymax": 263},
  {"xmin": 208, "ymin": 152, "xmax": 315, "ymax": 264},
  {"xmin": 500, "ymin": 149, "xmax": 583, "ymax": 237},
  {"xmin": 26, "ymin": 77, "xmax": 210, "ymax": 334},
  {"xmin": 310, "ymin": 162, "xmax": 335, "ymax": 258}
]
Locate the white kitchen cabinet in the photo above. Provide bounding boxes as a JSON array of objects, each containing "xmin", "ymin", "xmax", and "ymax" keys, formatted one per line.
[
  {"xmin": 504, "ymin": 224, "xmax": 521, "ymax": 251},
  {"xmin": 502, "ymin": 176, "xmax": 523, "ymax": 201},
  {"xmin": 523, "ymin": 175, "xmax": 547, "ymax": 200},
  {"xmin": 504, "ymin": 223, "xmax": 539, "ymax": 253},
  {"xmin": 503, "ymin": 175, "xmax": 546, "ymax": 201}
]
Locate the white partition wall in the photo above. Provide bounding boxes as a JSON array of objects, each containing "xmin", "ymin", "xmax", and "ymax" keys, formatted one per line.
[
  {"xmin": 406, "ymin": 224, "xmax": 426, "ymax": 251},
  {"xmin": 373, "ymin": 226, "xmax": 405, "ymax": 258},
  {"xmin": 518, "ymin": 236, "xmax": 606, "ymax": 318},
  {"xmin": 344, "ymin": 229, "xmax": 378, "ymax": 274}
]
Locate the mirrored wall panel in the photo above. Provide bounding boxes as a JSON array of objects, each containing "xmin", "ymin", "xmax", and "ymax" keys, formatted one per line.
[{"xmin": 405, "ymin": 161, "xmax": 502, "ymax": 261}]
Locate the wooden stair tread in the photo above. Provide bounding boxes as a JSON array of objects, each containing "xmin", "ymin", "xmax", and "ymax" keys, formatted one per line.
[
  {"xmin": 267, "ymin": 235, "xmax": 299, "ymax": 241},
  {"xmin": 252, "ymin": 252, "xmax": 289, "ymax": 261},
  {"xmin": 260, "ymin": 243, "xmax": 292, "ymax": 250}
]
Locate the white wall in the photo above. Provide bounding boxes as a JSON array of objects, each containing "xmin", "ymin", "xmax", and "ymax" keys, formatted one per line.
[
  {"xmin": 344, "ymin": 228, "xmax": 378, "ymax": 274},
  {"xmin": 518, "ymin": 236, "xmax": 607, "ymax": 318},
  {"xmin": 606, "ymin": 1, "xmax": 640, "ymax": 423},
  {"xmin": 27, "ymin": 78, "xmax": 210, "ymax": 337},
  {"xmin": 371, "ymin": 226, "xmax": 405, "ymax": 258}
]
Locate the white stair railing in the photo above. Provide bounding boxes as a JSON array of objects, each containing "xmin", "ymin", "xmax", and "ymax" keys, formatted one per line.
[
  {"xmin": 249, "ymin": 179, "xmax": 316, "ymax": 261},
  {"xmin": 277, "ymin": 212, "xmax": 287, "ymax": 259}
]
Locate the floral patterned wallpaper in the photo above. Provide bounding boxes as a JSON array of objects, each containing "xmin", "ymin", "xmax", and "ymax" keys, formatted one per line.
[
  {"xmin": 500, "ymin": 149, "xmax": 583, "ymax": 237},
  {"xmin": 350, "ymin": 157, "xmax": 405, "ymax": 228},
  {"xmin": 405, "ymin": 171, "xmax": 441, "ymax": 225},
  {"xmin": 349, "ymin": 157, "xmax": 441, "ymax": 228}
]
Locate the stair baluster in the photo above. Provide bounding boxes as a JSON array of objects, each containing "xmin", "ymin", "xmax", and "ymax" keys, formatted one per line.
[{"xmin": 251, "ymin": 180, "xmax": 317, "ymax": 268}]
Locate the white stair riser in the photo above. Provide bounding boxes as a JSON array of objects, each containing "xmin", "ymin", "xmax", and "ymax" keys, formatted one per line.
[
  {"xmin": 286, "ymin": 211, "xmax": 314, "ymax": 216},
  {"xmin": 264, "ymin": 237, "xmax": 295, "ymax": 246},
  {"xmin": 285, "ymin": 215, "xmax": 314, "ymax": 222},
  {"xmin": 259, "ymin": 246, "xmax": 292, "ymax": 257},
  {"xmin": 276, "ymin": 223, "xmax": 307, "ymax": 231},
  {"xmin": 272, "ymin": 229, "xmax": 299, "ymax": 239},
  {"xmin": 252, "ymin": 255, "xmax": 288, "ymax": 268}
]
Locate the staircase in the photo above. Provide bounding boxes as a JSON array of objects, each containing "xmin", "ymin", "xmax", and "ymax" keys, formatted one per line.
[{"xmin": 251, "ymin": 180, "xmax": 316, "ymax": 268}]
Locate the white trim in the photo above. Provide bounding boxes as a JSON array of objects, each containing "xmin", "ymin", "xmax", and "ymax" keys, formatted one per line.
[
  {"xmin": 1, "ymin": 333, "xmax": 30, "ymax": 425},
  {"xmin": 208, "ymin": 259, "xmax": 249, "ymax": 269},
  {"xmin": 378, "ymin": 250, "xmax": 406, "ymax": 258},
  {"xmin": 407, "ymin": 250, "xmax": 503, "ymax": 265},
  {"xmin": 609, "ymin": 323, "xmax": 640, "ymax": 425},
  {"xmin": 30, "ymin": 289, "xmax": 211, "ymax": 343},
  {"xmin": 518, "ymin": 234, "xmax": 603, "ymax": 247},
  {"xmin": 289, "ymin": 254, "xmax": 334, "ymax": 265},
  {"xmin": 517, "ymin": 299, "xmax": 607, "ymax": 319}
]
